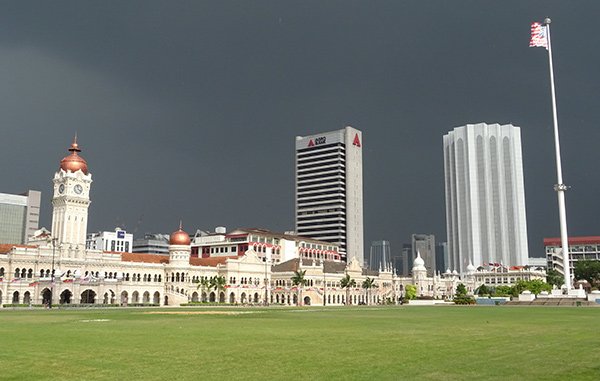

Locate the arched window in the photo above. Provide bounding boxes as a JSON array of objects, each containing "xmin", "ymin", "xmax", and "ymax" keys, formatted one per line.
[
  {"xmin": 27, "ymin": 269, "xmax": 33, "ymax": 278},
  {"xmin": 158, "ymin": 275, "xmax": 162, "ymax": 282},
  {"xmin": 14, "ymin": 268, "xmax": 20, "ymax": 278},
  {"xmin": 0, "ymin": 267, "xmax": 4, "ymax": 277}
]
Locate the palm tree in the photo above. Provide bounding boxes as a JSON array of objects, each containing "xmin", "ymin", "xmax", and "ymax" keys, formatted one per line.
[
  {"xmin": 291, "ymin": 270, "xmax": 307, "ymax": 306},
  {"xmin": 340, "ymin": 273, "xmax": 356, "ymax": 306},
  {"xmin": 210, "ymin": 275, "xmax": 227, "ymax": 303},
  {"xmin": 196, "ymin": 276, "xmax": 211, "ymax": 302},
  {"xmin": 362, "ymin": 277, "xmax": 377, "ymax": 305}
]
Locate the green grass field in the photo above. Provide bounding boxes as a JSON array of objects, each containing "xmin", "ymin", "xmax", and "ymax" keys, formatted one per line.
[{"xmin": 1, "ymin": 306, "xmax": 598, "ymax": 380}]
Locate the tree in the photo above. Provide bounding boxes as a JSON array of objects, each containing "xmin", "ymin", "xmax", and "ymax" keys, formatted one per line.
[
  {"xmin": 291, "ymin": 270, "xmax": 307, "ymax": 306},
  {"xmin": 196, "ymin": 276, "xmax": 211, "ymax": 302},
  {"xmin": 340, "ymin": 274, "xmax": 356, "ymax": 306},
  {"xmin": 475, "ymin": 284, "xmax": 490, "ymax": 296},
  {"xmin": 495, "ymin": 285, "xmax": 513, "ymax": 297},
  {"xmin": 454, "ymin": 283, "xmax": 475, "ymax": 305},
  {"xmin": 209, "ymin": 275, "xmax": 227, "ymax": 302},
  {"xmin": 404, "ymin": 284, "xmax": 417, "ymax": 301},
  {"xmin": 546, "ymin": 268, "xmax": 564, "ymax": 288},
  {"xmin": 574, "ymin": 260, "xmax": 600, "ymax": 288},
  {"xmin": 513, "ymin": 279, "xmax": 552, "ymax": 295},
  {"xmin": 361, "ymin": 277, "xmax": 377, "ymax": 305}
]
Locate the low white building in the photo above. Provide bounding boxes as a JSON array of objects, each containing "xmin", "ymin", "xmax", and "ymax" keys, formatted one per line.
[{"xmin": 86, "ymin": 228, "xmax": 133, "ymax": 253}]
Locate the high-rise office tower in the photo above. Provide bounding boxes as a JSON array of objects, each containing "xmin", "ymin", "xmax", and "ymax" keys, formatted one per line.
[
  {"xmin": 412, "ymin": 234, "xmax": 436, "ymax": 276},
  {"xmin": 368, "ymin": 240, "xmax": 391, "ymax": 270},
  {"xmin": 435, "ymin": 242, "xmax": 448, "ymax": 273},
  {"xmin": 0, "ymin": 190, "xmax": 41, "ymax": 244},
  {"xmin": 443, "ymin": 123, "xmax": 529, "ymax": 273},
  {"xmin": 295, "ymin": 126, "xmax": 363, "ymax": 263}
]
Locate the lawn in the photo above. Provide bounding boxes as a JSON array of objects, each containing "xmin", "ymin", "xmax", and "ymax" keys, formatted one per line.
[{"xmin": 0, "ymin": 306, "xmax": 598, "ymax": 380}]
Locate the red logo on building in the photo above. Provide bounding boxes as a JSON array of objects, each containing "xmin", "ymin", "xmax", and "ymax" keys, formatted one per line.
[
  {"xmin": 353, "ymin": 134, "xmax": 361, "ymax": 147},
  {"xmin": 308, "ymin": 139, "xmax": 315, "ymax": 147}
]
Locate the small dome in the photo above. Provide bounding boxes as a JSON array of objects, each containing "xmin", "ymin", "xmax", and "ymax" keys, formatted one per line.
[
  {"xmin": 60, "ymin": 137, "xmax": 88, "ymax": 174},
  {"xmin": 445, "ymin": 268, "xmax": 452, "ymax": 274},
  {"xmin": 169, "ymin": 224, "xmax": 191, "ymax": 245},
  {"xmin": 466, "ymin": 262, "xmax": 476, "ymax": 273},
  {"xmin": 412, "ymin": 251, "xmax": 426, "ymax": 271},
  {"xmin": 452, "ymin": 270, "xmax": 459, "ymax": 275}
]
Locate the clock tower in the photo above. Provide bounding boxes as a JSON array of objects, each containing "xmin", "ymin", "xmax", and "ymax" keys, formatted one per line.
[{"xmin": 51, "ymin": 137, "xmax": 92, "ymax": 249}]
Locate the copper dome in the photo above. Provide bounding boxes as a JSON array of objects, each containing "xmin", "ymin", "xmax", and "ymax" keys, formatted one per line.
[
  {"xmin": 60, "ymin": 137, "xmax": 88, "ymax": 174},
  {"xmin": 170, "ymin": 224, "xmax": 191, "ymax": 245}
]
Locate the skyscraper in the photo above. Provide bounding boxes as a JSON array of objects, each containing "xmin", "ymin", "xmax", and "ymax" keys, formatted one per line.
[
  {"xmin": 412, "ymin": 234, "xmax": 436, "ymax": 276},
  {"xmin": 443, "ymin": 123, "xmax": 529, "ymax": 273},
  {"xmin": 368, "ymin": 240, "xmax": 391, "ymax": 270},
  {"xmin": 295, "ymin": 126, "xmax": 363, "ymax": 263},
  {"xmin": 0, "ymin": 190, "xmax": 41, "ymax": 244}
]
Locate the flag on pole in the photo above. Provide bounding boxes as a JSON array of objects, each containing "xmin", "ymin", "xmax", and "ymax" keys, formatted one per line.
[{"xmin": 530, "ymin": 22, "xmax": 548, "ymax": 49}]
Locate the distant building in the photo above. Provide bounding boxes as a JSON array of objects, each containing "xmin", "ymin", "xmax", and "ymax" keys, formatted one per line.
[
  {"xmin": 443, "ymin": 123, "xmax": 529, "ymax": 272},
  {"xmin": 368, "ymin": 240, "xmax": 391, "ymax": 270},
  {"xmin": 86, "ymin": 228, "xmax": 133, "ymax": 252},
  {"xmin": 399, "ymin": 243, "xmax": 412, "ymax": 276},
  {"xmin": 544, "ymin": 236, "xmax": 600, "ymax": 285},
  {"xmin": 436, "ymin": 242, "xmax": 448, "ymax": 273},
  {"xmin": 295, "ymin": 126, "xmax": 363, "ymax": 263},
  {"xmin": 0, "ymin": 190, "xmax": 40, "ymax": 244},
  {"xmin": 132, "ymin": 233, "xmax": 170, "ymax": 255},
  {"xmin": 528, "ymin": 257, "xmax": 547, "ymax": 269},
  {"xmin": 412, "ymin": 234, "xmax": 436, "ymax": 276},
  {"xmin": 191, "ymin": 227, "xmax": 342, "ymax": 264}
]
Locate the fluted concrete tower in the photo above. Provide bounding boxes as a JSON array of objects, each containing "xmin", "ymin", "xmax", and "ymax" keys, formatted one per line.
[{"xmin": 443, "ymin": 123, "xmax": 529, "ymax": 273}]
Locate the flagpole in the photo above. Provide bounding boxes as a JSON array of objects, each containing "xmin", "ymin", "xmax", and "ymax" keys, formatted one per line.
[{"xmin": 544, "ymin": 18, "xmax": 571, "ymax": 291}]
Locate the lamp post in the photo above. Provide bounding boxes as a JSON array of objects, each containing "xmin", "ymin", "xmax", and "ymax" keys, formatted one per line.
[
  {"xmin": 323, "ymin": 268, "xmax": 326, "ymax": 306},
  {"xmin": 73, "ymin": 269, "xmax": 81, "ymax": 304},
  {"xmin": 49, "ymin": 237, "xmax": 57, "ymax": 309},
  {"xmin": 263, "ymin": 257, "xmax": 270, "ymax": 306}
]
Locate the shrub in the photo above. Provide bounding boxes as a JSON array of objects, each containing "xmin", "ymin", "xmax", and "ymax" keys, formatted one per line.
[{"xmin": 453, "ymin": 295, "xmax": 476, "ymax": 305}]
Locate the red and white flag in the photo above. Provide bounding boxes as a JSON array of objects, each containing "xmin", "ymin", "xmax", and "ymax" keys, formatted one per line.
[{"xmin": 529, "ymin": 22, "xmax": 548, "ymax": 49}]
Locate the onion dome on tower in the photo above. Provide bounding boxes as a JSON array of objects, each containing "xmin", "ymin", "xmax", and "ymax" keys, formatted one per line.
[
  {"xmin": 412, "ymin": 251, "xmax": 426, "ymax": 272},
  {"xmin": 169, "ymin": 222, "xmax": 191, "ymax": 245},
  {"xmin": 60, "ymin": 136, "xmax": 88, "ymax": 174}
]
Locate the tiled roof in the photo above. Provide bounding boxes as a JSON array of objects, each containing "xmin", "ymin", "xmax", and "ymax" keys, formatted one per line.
[
  {"xmin": 189, "ymin": 256, "xmax": 237, "ymax": 267},
  {"xmin": 272, "ymin": 258, "xmax": 346, "ymax": 274},
  {"xmin": 232, "ymin": 228, "xmax": 340, "ymax": 246},
  {"xmin": 543, "ymin": 236, "xmax": 600, "ymax": 246},
  {"xmin": 362, "ymin": 268, "xmax": 379, "ymax": 276},
  {"xmin": 0, "ymin": 244, "xmax": 38, "ymax": 254},
  {"xmin": 120, "ymin": 252, "xmax": 169, "ymax": 264}
]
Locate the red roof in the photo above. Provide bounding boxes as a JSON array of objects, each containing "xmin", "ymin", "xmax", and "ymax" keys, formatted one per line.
[
  {"xmin": 0, "ymin": 244, "xmax": 38, "ymax": 254},
  {"xmin": 543, "ymin": 236, "xmax": 600, "ymax": 246},
  {"xmin": 189, "ymin": 256, "xmax": 236, "ymax": 267},
  {"xmin": 120, "ymin": 252, "xmax": 170, "ymax": 264}
]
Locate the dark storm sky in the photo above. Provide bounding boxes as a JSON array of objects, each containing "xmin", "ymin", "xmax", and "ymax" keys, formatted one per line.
[{"xmin": 1, "ymin": 2, "xmax": 599, "ymax": 259}]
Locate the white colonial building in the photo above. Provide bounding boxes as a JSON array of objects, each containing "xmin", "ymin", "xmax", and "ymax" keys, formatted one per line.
[{"xmin": 0, "ymin": 138, "xmax": 493, "ymax": 308}]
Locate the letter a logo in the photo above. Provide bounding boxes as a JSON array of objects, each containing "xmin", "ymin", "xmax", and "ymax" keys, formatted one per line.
[
  {"xmin": 308, "ymin": 139, "xmax": 315, "ymax": 147},
  {"xmin": 352, "ymin": 134, "xmax": 361, "ymax": 147}
]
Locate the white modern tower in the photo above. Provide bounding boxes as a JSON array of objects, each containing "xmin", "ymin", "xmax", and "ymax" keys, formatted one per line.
[
  {"xmin": 295, "ymin": 126, "xmax": 364, "ymax": 263},
  {"xmin": 443, "ymin": 123, "xmax": 529, "ymax": 273},
  {"xmin": 51, "ymin": 138, "xmax": 92, "ymax": 249}
]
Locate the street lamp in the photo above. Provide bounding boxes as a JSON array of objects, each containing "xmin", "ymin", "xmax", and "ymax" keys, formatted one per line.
[
  {"xmin": 48, "ymin": 237, "xmax": 57, "ymax": 309},
  {"xmin": 263, "ymin": 257, "xmax": 271, "ymax": 306}
]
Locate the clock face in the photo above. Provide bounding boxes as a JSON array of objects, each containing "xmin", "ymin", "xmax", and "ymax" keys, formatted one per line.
[
  {"xmin": 58, "ymin": 184, "xmax": 65, "ymax": 194},
  {"xmin": 74, "ymin": 184, "xmax": 83, "ymax": 194}
]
